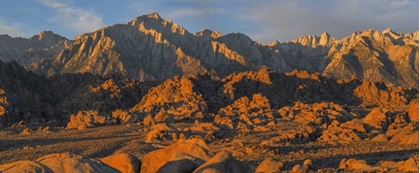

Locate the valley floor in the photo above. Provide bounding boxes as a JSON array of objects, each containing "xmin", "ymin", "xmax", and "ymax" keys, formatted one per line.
[{"xmin": 0, "ymin": 119, "xmax": 417, "ymax": 172}]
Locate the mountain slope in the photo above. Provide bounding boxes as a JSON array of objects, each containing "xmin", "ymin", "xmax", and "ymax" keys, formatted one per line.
[
  {"xmin": 0, "ymin": 31, "xmax": 70, "ymax": 64},
  {"xmin": 323, "ymin": 29, "xmax": 419, "ymax": 87},
  {"xmin": 18, "ymin": 12, "xmax": 419, "ymax": 88}
]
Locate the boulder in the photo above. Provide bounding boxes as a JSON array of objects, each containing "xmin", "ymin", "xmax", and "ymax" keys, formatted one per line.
[
  {"xmin": 339, "ymin": 119, "xmax": 366, "ymax": 133},
  {"xmin": 140, "ymin": 138, "xmax": 212, "ymax": 173},
  {"xmin": 291, "ymin": 159, "xmax": 313, "ymax": 173},
  {"xmin": 101, "ymin": 153, "xmax": 141, "ymax": 173},
  {"xmin": 291, "ymin": 165, "xmax": 306, "ymax": 173},
  {"xmin": 371, "ymin": 134, "xmax": 388, "ymax": 142},
  {"xmin": 156, "ymin": 152, "xmax": 205, "ymax": 173},
  {"xmin": 66, "ymin": 110, "xmax": 110, "ymax": 130},
  {"xmin": 318, "ymin": 126, "xmax": 361, "ymax": 143},
  {"xmin": 36, "ymin": 153, "xmax": 118, "ymax": 173},
  {"xmin": 338, "ymin": 158, "xmax": 375, "ymax": 171},
  {"xmin": 143, "ymin": 114, "xmax": 155, "ymax": 126},
  {"xmin": 154, "ymin": 109, "xmax": 174, "ymax": 124},
  {"xmin": 145, "ymin": 123, "xmax": 180, "ymax": 142},
  {"xmin": 388, "ymin": 124, "xmax": 419, "ymax": 145},
  {"xmin": 21, "ymin": 128, "xmax": 31, "ymax": 135},
  {"xmin": 193, "ymin": 151, "xmax": 251, "ymax": 173},
  {"xmin": 0, "ymin": 160, "xmax": 50, "ymax": 173},
  {"xmin": 408, "ymin": 99, "xmax": 419, "ymax": 123},
  {"xmin": 112, "ymin": 109, "xmax": 135, "ymax": 124},
  {"xmin": 362, "ymin": 108, "xmax": 388, "ymax": 130},
  {"xmin": 255, "ymin": 158, "xmax": 283, "ymax": 173},
  {"xmin": 398, "ymin": 157, "xmax": 418, "ymax": 172}
]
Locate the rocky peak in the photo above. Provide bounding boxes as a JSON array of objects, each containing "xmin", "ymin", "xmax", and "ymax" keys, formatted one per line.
[
  {"xmin": 413, "ymin": 30, "xmax": 419, "ymax": 41},
  {"xmin": 341, "ymin": 31, "xmax": 363, "ymax": 43},
  {"xmin": 0, "ymin": 31, "xmax": 68, "ymax": 62},
  {"xmin": 195, "ymin": 29, "xmax": 223, "ymax": 40},
  {"xmin": 341, "ymin": 28, "xmax": 418, "ymax": 47},
  {"xmin": 268, "ymin": 40, "xmax": 280, "ymax": 47},
  {"xmin": 215, "ymin": 32, "xmax": 255, "ymax": 50},
  {"xmin": 319, "ymin": 32, "xmax": 332, "ymax": 46},
  {"xmin": 255, "ymin": 66, "xmax": 272, "ymax": 84},
  {"xmin": 289, "ymin": 32, "xmax": 336, "ymax": 48},
  {"xmin": 382, "ymin": 28, "xmax": 396, "ymax": 35},
  {"xmin": 29, "ymin": 31, "xmax": 68, "ymax": 46},
  {"xmin": 129, "ymin": 12, "xmax": 164, "ymax": 26},
  {"xmin": 358, "ymin": 29, "xmax": 383, "ymax": 40},
  {"xmin": 33, "ymin": 31, "xmax": 56, "ymax": 40},
  {"xmin": 147, "ymin": 12, "xmax": 162, "ymax": 20},
  {"xmin": 338, "ymin": 29, "xmax": 385, "ymax": 48},
  {"xmin": 0, "ymin": 34, "xmax": 12, "ymax": 39},
  {"xmin": 125, "ymin": 12, "xmax": 192, "ymax": 39}
]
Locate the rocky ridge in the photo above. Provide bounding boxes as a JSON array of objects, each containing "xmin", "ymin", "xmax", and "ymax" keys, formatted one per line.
[
  {"xmin": 4, "ymin": 12, "xmax": 414, "ymax": 88},
  {"xmin": 0, "ymin": 31, "xmax": 70, "ymax": 64},
  {"xmin": 0, "ymin": 60, "xmax": 417, "ymax": 128}
]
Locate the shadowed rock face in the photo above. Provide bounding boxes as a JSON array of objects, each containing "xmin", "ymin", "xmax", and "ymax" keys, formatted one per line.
[
  {"xmin": 0, "ymin": 60, "xmax": 157, "ymax": 127},
  {"xmin": 0, "ymin": 60, "xmax": 417, "ymax": 130},
  {"xmin": 100, "ymin": 153, "xmax": 141, "ymax": 173},
  {"xmin": 0, "ymin": 31, "xmax": 70, "ymax": 64},
  {"xmin": 4, "ymin": 12, "xmax": 412, "ymax": 88}
]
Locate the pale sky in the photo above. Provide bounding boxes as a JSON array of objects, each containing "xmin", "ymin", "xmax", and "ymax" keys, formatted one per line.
[{"xmin": 0, "ymin": 0, "xmax": 418, "ymax": 43}]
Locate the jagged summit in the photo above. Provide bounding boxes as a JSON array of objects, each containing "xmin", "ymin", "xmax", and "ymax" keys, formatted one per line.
[
  {"xmin": 129, "ymin": 12, "xmax": 164, "ymax": 26},
  {"xmin": 30, "ymin": 31, "xmax": 68, "ymax": 44},
  {"xmin": 34, "ymin": 30, "xmax": 58, "ymax": 38},
  {"xmin": 134, "ymin": 12, "xmax": 163, "ymax": 21},
  {"xmin": 319, "ymin": 32, "xmax": 332, "ymax": 46},
  {"xmin": 382, "ymin": 28, "xmax": 396, "ymax": 34},
  {"xmin": 146, "ymin": 12, "xmax": 162, "ymax": 19},
  {"xmin": 0, "ymin": 30, "xmax": 66, "ymax": 40},
  {"xmin": 195, "ymin": 29, "xmax": 223, "ymax": 40},
  {"xmin": 0, "ymin": 34, "xmax": 13, "ymax": 38},
  {"xmin": 413, "ymin": 30, "xmax": 419, "ymax": 41},
  {"xmin": 320, "ymin": 31, "xmax": 330, "ymax": 37},
  {"xmin": 0, "ymin": 30, "xmax": 68, "ymax": 62},
  {"xmin": 267, "ymin": 40, "xmax": 280, "ymax": 46},
  {"xmin": 280, "ymin": 31, "xmax": 336, "ymax": 48}
]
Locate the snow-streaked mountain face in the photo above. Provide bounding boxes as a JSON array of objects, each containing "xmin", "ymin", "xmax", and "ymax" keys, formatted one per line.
[{"xmin": 2, "ymin": 12, "xmax": 417, "ymax": 88}]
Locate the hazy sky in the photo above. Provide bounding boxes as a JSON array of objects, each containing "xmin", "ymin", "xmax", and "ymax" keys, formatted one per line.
[{"xmin": 0, "ymin": 0, "xmax": 418, "ymax": 43}]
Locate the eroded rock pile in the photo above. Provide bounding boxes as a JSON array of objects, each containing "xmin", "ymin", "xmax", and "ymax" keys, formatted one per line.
[
  {"xmin": 214, "ymin": 93, "xmax": 275, "ymax": 134},
  {"xmin": 66, "ymin": 110, "xmax": 112, "ymax": 130},
  {"xmin": 1, "ymin": 63, "xmax": 416, "ymax": 152},
  {"xmin": 131, "ymin": 76, "xmax": 208, "ymax": 120},
  {"xmin": 354, "ymin": 80, "xmax": 416, "ymax": 107}
]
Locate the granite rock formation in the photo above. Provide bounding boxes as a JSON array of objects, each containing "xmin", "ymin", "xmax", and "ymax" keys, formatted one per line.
[{"xmin": 13, "ymin": 12, "xmax": 417, "ymax": 88}]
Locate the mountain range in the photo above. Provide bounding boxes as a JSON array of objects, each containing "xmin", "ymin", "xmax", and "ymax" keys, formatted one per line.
[{"xmin": 0, "ymin": 12, "xmax": 418, "ymax": 88}]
